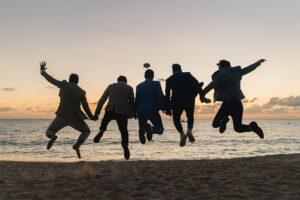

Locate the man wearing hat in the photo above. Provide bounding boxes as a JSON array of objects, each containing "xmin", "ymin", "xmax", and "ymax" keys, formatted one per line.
[
  {"xmin": 203, "ymin": 59, "xmax": 266, "ymax": 138},
  {"xmin": 165, "ymin": 64, "xmax": 210, "ymax": 147}
]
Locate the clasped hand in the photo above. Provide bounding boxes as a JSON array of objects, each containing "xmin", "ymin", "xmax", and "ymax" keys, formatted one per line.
[{"xmin": 90, "ymin": 115, "xmax": 99, "ymax": 121}]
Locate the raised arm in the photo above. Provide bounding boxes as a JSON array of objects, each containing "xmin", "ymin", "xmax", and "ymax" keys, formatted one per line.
[
  {"xmin": 94, "ymin": 86, "xmax": 110, "ymax": 117},
  {"xmin": 40, "ymin": 61, "xmax": 64, "ymax": 87},
  {"xmin": 241, "ymin": 59, "xmax": 266, "ymax": 76}
]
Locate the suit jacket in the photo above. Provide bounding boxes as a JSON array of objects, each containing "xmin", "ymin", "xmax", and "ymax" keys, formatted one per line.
[
  {"xmin": 95, "ymin": 82, "xmax": 135, "ymax": 117},
  {"xmin": 165, "ymin": 72, "xmax": 203, "ymax": 108},
  {"xmin": 41, "ymin": 71, "xmax": 90, "ymax": 120},
  {"xmin": 203, "ymin": 62, "xmax": 261, "ymax": 102},
  {"xmin": 135, "ymin": 79, "xmax": 164, "ymax": 112}
]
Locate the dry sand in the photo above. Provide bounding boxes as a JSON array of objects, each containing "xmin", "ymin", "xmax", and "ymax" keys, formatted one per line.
[{"xmin": 0, "ymin": 154, "xmax": 299, "ymax": 200}]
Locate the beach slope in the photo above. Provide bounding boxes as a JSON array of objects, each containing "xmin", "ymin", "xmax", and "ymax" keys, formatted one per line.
[{"xmin": 0, "ymin": 154, "xmax": 299, "ymax": 199}]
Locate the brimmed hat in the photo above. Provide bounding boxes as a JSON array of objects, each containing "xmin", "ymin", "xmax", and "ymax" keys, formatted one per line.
[{"xmin": 217, "ymin": 60, "xmax": 231, "ymax": 67}]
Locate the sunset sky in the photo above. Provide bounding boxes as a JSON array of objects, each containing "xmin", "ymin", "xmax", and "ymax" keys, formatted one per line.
[{"xmin": 1, "ymin": 0, "xmax": 300, "ymax": 119}]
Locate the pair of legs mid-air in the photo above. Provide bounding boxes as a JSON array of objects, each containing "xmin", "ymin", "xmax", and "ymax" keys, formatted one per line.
[
  {"xmin": 212, "ymin": 98, "xmax": 264, "ymax": 138},
  {"xmin": 172, "ymin": 102, "xmax": 196, "ymax": 147},
  {"xmin": 93, "ymin": 111, "xmax": 130, "ymax": 160},
  {"xmin": 137, "ymin": 111, "xmax": 164, "ymax": 144},
  {"xmin": 45, "ymin": 115, "xmax": 90, "ymax": 159}
]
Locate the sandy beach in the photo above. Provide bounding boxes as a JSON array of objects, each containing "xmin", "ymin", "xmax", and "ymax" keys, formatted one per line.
[{"xmin": 0, "ymin": 154, "xmax": 299, "ymax": 200}]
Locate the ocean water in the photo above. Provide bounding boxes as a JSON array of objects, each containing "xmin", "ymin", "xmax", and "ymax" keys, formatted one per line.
[{"xmin": 0, "ymin": 119, "xmax": 299, "ymax": 162}]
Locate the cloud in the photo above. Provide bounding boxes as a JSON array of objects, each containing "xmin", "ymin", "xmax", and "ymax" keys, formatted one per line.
[
  {"xmin": 265, "ymin": 96, "xmax": 300, "ymax": 107},
  {"xmin": 196, "ymin": 104, "xmax": 220, "ymax": 114},
  {"xmin": 45, "ymin": 86, "xmax": 56, "ymax": 89},
  {"xmin": 196, "ymin": 95, "xmax": 300, "ymax": 116},
  {"xmin": 156, "ymin": 78, "xmax": 166, "ymax": 82},
  {"xmin": 245, "ymin": 105, "xmax": 263, "ymax": 114},
  {"xmin": 244, "ymin": 96, "xmax": 300, "ymax": 115},
  {"xmin": 0, "ymin": 106, "xmax": 15, "ymax": 112},
  {"xmin": 91, "ymin": 101, "xmax": 98, "ymax": 105},
  {"xmin": 242, "ymin": 98, "xmax": 258, "ymax": 103},
  {"xmin": 25, "ymin": 107, "xmax": 33, "ymax": 111},
  {"xmin": 268, "ymin": 107, "xmax": 290, "ymax": 114},
  {"xmin": 2, "ymin": 87, "xmax": 15, "ymax": 91},
  {"xmin": 33, "ymin": 106, "xmax": 56, "ymax": 113}
]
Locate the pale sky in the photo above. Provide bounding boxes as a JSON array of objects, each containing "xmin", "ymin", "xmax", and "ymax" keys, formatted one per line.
[{"xmin": 1, "ymin": 0, "xmax": 300, "ymax": 119}]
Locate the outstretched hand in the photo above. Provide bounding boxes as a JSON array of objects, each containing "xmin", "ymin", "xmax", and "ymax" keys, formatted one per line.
[
  {"xmin": 258, "ymin": 59, "xmax": 266, "ymax": 64},
  {"xmin": 40, "ymin": 61, "xmax": 47, "ymax": 71}
]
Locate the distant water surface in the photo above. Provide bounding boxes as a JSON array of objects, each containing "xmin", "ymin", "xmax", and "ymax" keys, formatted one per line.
[{"xmin": 0, "ymin": 119, "xmax": 299, "ymax": 162}]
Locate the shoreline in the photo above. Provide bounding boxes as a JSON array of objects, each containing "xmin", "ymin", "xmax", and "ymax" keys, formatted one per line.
[
  {"xmin": 0, "ymin": 153, "xmax": 299, "ymax": 163},
  {"xmin": 1, "ymin": 154, "xmax": 299, "ymax": 199}
]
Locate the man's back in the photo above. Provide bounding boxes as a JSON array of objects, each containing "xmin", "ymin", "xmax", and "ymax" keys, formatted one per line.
[
  {"xmin": 56, "ymin": 81, "xmax": 87, "ymax": 119},
  {"xmin": 98, "ymin": 82, "xmax": 134, "ymax": 116},
  {"xmin": 166, "ymin": 72, "xmax": 200, "ymax": 104},
  {"xmin": 212, "ymin": 67, "xmax": 245, "ymax": 102},
  {"xmin": 136, "ymin": 80, "xmax": 164, "ymax": 112},
  {"xmin": 41, "ymin": 70, "xmax": 87, "ymax": 120}
]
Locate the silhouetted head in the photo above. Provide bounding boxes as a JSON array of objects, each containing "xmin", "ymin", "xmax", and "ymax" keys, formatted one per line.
[
  {"xmin": 172, "ymin": 64, "xmax": 182, "ymax": 74},
  {"xmin": 217, "ymin": 60, "xmax": 231, "ymax": 69},
  {"xmin": 69, "ymin": 73, "xmax": 79, "ymax": 84},
  {"xmin": 117, "ymin": 75, "xmax": 127, "ymax": 83},
  {"xmin": 145, "ymin": 69, "xmax": 154, "ymax": 80}
]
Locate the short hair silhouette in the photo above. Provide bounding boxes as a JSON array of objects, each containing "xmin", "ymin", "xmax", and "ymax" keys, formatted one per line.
[
  {"xmin": 217, "ymin": 60, "xmax": 231, "ymax": 68},
  {"xmin": 117, "ymin": 75, "xmax": 127, "ymax": 83},
  {"xmin": 145, "ymin": 69, "xmax": 154, "ymax": 79},
  {"xmin": 172, "ymin": 64, "xmax": 182, "ymax": 73},
  {"xmin": 69, "ymin": 73, "xmax": 79, "ymax": 83}
]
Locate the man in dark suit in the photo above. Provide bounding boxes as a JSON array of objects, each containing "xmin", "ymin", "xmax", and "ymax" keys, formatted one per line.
[
  {"xmin": 135, "ymin": 69, "xmax": 164, "ymax": 144},
  {"xmin": 40, "ymin": 61, "xmax": 95, "ymax": 159},
  {"xmin": 165, "ymin": 64, "xmax": 210, "ymax": 147}
]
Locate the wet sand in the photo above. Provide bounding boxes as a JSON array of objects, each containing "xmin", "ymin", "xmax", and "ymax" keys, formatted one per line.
[{"xmin": 0, "ymin": 154, "xmax": 299, "ymax": 199}]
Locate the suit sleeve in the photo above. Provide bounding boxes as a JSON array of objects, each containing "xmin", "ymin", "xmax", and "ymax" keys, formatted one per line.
[
  {"xmin": 156, "ymin": 82, "xmax": 165, "ymax": 110},
  {"xmin": 80, "ymin": 91, "xmax": 93, "ymax": 119},
  {"xmin": 128, "ymin": 87, "xmax": 135, "ymax": 106},
  {"xmin": 203, "ymin": 80, "xmax": 217, "ymax": 96},
  {"xmin": 41, "ymin": 71, "xmax": 65, "ymax": 88},
  {"xmin": 203, "ymin": 73, "xmax": 222, "ymax": 95},
  {"xmin": 165, "ymin": 79, "xmax": 172, "ymax": 110},
  {"xmin": 189, "ymin": 73, "xmax": 204, "ymax": 96},
  {"xmin": 95, "ymin": 86, "xmax": 110, "ymax": 116},
  {"xmin": 135, "ymin": 86, "xmax": 140, "ymax": 110},
  {"xmin": 241, "ymin": 62, "xmax": 261, "ymax": 76}
]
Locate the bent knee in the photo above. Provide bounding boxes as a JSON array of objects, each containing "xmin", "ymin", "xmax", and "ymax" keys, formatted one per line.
[
  {"xmin": 46, "ymin": 129, "xmax": 56, "ymax": 138},
  {"xmin": 212, "ymin": 121, "xmax": 220, "ymax": 128},
  {"xmin": 233, "ymin": 127, "xmax": 244, "ymax": 133},
  {"xmin": 157, "ymin": 128, "xmax": 164, "ymax": 135},
  {"xmin": 85, "ymin": 128, "xmax": 91, "ymax": 137},
  {"xmin": 79, "ymin": 131, "xmax": 90, "ymax": 141}
]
